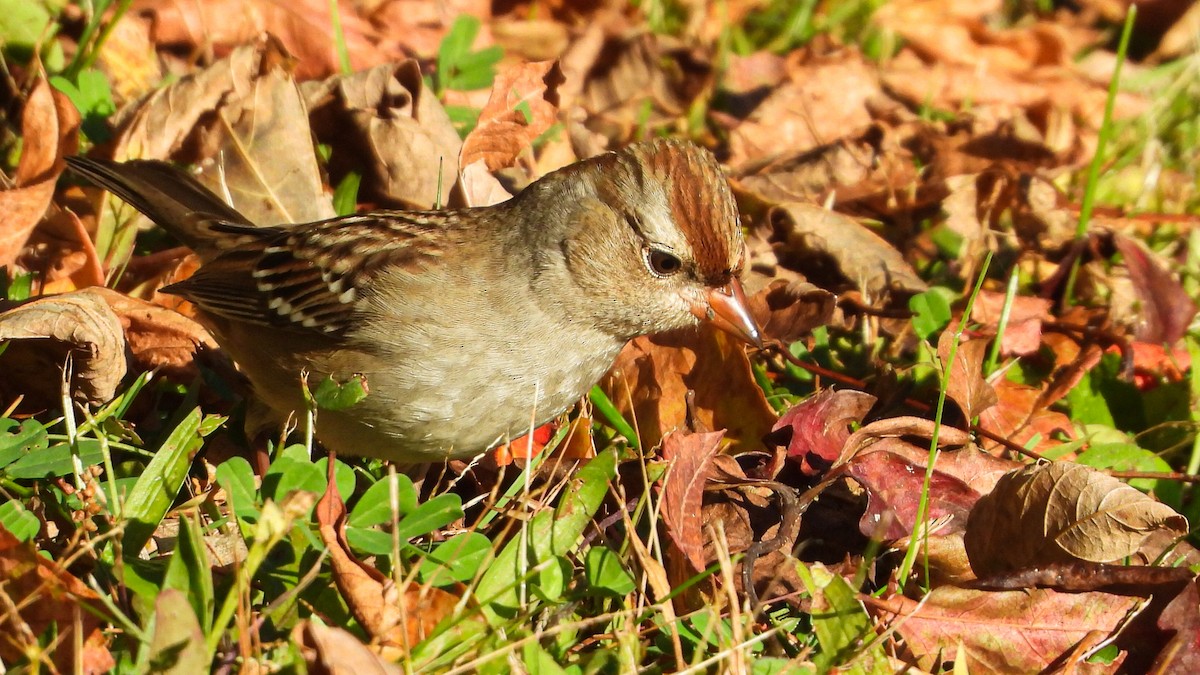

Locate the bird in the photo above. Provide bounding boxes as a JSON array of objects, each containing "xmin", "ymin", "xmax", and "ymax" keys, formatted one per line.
[{"xmin": 66, "ymin": 139, "xmax": 761, "ymax": 462}]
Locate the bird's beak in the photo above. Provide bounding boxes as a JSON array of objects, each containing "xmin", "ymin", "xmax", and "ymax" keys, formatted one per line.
[{"xmin": 690, "ymin": 278, "xmax": 763, "ymax": 347}]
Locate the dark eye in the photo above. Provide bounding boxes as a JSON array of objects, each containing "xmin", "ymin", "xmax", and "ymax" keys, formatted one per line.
[{"xmin": 646, "ymin": 248, "xmax": 682, "ymax": 277}]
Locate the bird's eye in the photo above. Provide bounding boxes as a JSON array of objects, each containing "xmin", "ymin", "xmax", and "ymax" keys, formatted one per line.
[{"xmin": 645, "ymin": 248, "xmax": 682, "ymax": 277}]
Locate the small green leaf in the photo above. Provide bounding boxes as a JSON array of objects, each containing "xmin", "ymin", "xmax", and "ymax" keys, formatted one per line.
[
  {"xmin": 345, "ymin": 526, "xmax": 396, "ymax": 556},
  {"xmin": 0, "ymin": 418, "xmax": 48, "ymax": 469},
  {"xmin": 419, "ymin": 532, "xmax": 492, "ymax": 585},
  {"xmin": 908, "ymin": 287, "xmax": 955, "ymax": 340},
  {"xmin": 215, "ymin": 457, "xmax": 258, "ymax": 520},
  {"xmin": 6, "ymin": 438, "xmax": 103, "ymax": 478},
  {"xmin": 332, "ymin": 172, "xmax": 361, "ymax": 216},
  {"xmin": 349, "ymin": 473, "xmax": 417, "ymax": 528},
  {"xmin": 0, "ymin": 501, "xmax": 39, "ymax": 541},
  {"xmin": 262, "ymin": 456, "xmax": 324, "ymax": 504},
  {"xmin": 583, "ymin": 546, "xmax": 635, "ymax": 597},
  {"xmin": 162, "ymin": 515, "xmax": 215, "ymax": 633},
  {"xmin": 478, "ymin": 449, "xmax": 618, "ymax": 621},
  {"xmin": 311, "ymin": 373, "xmax": 370, "ymax": 411},
  {"xmin": 394, "ymin": 493, "xmax": 463, "ymax": 540}
]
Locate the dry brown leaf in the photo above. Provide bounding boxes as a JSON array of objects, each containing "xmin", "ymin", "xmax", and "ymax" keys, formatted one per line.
[
  {"xmin": 978, "ymin": 378, "xmax": 1075, "ymax": 457},
  {"xmin": 87, "ymin": 287, "xmax": 217, "ymax": 378},
  {"xmin": 766, "ymin": 203, "xmax": 927, "ymax": 301},
  {"xmin": 0, "ymin": 79, "xmax": 80, "ymax": 267},
  {"xmin": 1112, "ymin": 234, "xmax": 1197, "ymax": 345},
  {"xmin": 875, "ymin": 585, "xmax": 1137, "ymax": 673},
  {"xmin": 578, "ymin": 33, "xmax": 712, "ymax": 141},
  {"xmin": 728, "ymin": 50, "xmax": 879, "ymax": 167},
  {"xmin": 965, "ymin": 461, "xmax": 1189, "ymax": 577},
  {"xmin": 113, "ymin": 36, "xmax": 289, "ymax": 163},
  {"xmin": 194, "ymin": 60, "xmax": 336, "ymax": 225},
  {"xmin": 732, "ymin": 134, "xmax": 880, "ymax": 207},
  {"xmin": 95, "ymin": 14, "xmax": 162, "ymax": 103},
  {"xmin": 745, "ymin": 279, "xmax": 836, "ymax": 345},
  {"xmin": 0, "ymin": 527, "xmax": 115, "ymax": 673},
  {"xmin": 460, "ymin": 60, "xmax": 563, "ymax": 172},
  {"xmin": 315, "ymin": 466, "xmax": 459, "ymax": 648},
  {"xmin": 458, "ymin": 159, "xmax": 515, "ymax": 208},
  {"xmin": 19, "ymin": 205, "xmax": 106, "ymax": 293},
  {"xmin": 970, "ymin": 290, "xmax": 1052, "ymax": 357},
  {"xmin": 294, "ymin": 621, "xmax": 405, "ymax": 675},
  {"xmin": 304, "ymin": 61, "xmax": 462, "ymax": 209},
  {"xmin": 370, "ymin": 0, "xmax": 492, "ymax": 60},
  {"xmin": 135, "ymin": 0, "xmax": 394, "ymax": 79},
  {"xmin": 938, "ymin": 330, "xmax": 997, "ymax": 421},
  {"xmin": 604, "ymin": 326, "xmax": 776, "ymax": 453},
  {"xmin": 0, "ymin": 290, "xmax": 127, "ymax": 406},
  {"xmin": 659, "ymin": 429, "xmax": 725, "ymax": 573}
]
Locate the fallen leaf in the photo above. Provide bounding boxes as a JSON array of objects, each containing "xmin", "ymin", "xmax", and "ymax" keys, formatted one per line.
[
  {"xmin": 460, "ymin": 60, "xmax": 563, "ymax": 172},
  {"xmin": 135, "ymin": 0, "xmax": 394, "ymax": 79},
  {"xmin": 304, "ymin": 60, "xmax": 463, "ymax": 209},
  {"xmin": 1113, "ymin": 233, "xmax": 1197, "ymax": 345},
  {"xmin": 659, "ymin": 429, "xmax": 725, "ymax": 573},
  {"xmin": 0, "ymin": 526, "xmax": 115, "ymax": 673},
  {"xmin": 0, "ymin": 79, "xmax": 80, "ymax": 267},
  {"xmin": 767, "ymin": 389, "xmax": 876, "ymax": 476},
  {"xmin": 745, "ymin": 279, "xmax": 836, "ymax": 345},
  {"xmin": 965, "ymin": 461, "xmax": 1189, "ymax": 577},
  {"xmin": 938, "ymin": 329, "xmax": 997, "ymax": 421},
  {"xmin": 1151, "ymin": 578, "xmax": 1200, "ymax": 673},
  {"xmin": 766, "ymin": 203, "xmax": 927, "ymax": 302},
  {"xmin": 0, "ymin": 290, "xmax": 127, "ymax": 406},
  {"xmin": 970, "ymin": 290, "xmax": 1052, "ymax": 357},
  {"xmin": 294, "ymin": 621, "xmax": 405, "ymax": 675},
  {"xmin": 315, "ymin": 462, "xmax": 460, "ymax": 648},
  {"xmin": 874, "ymin": 585, "xmax": 1136, "ymax": 673},
  {"xmin": 604, "ymin": 326, "xmax": 776, "ymax": 453},
  {"xmin": 728, "ymin": 50, "xmax": 879, "ymax": 167},
  {"xmin": 88, "ymin": 287, "xmax": 218, "ymax": 378}
]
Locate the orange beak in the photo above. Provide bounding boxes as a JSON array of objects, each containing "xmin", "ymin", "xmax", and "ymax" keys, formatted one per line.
[{"xmin": 690, "ymin": 278, "xmax": 763, "ymax": 347}]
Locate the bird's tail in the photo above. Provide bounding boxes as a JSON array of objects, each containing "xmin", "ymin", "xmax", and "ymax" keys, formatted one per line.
[{"xmin": 65, "ymin": 156, "xmax": 255, "ymax": 259}]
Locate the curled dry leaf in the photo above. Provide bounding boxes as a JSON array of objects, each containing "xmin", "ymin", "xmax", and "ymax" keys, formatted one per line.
[
  {"xmin": 460, "ymin": 60, "xmax": 564, "ymax": 172},
  {"xmin": 732, "ymin": 133, "xmax": 882, "ymax": 207},
  {"xmin": 1112, "ymin": 233, "xmax": 1197, "ymax": 346},
  {"xmin": 315, "ymin": 464, "xmax": 459, "ymax": 648},
  {"xmin": 457, "ymin": 159, "xmax": 514, "ymax": 208},
  {"xmin": 193, "ymin": 54, "xmax": 336, "ymax": 226},
  {"xmin": 938, "ymin": 329, "xmax": 997, "ymax": 421},
  {"xmin": 745, "ymin": 279, "xmax": 836, "ymax": 345},
  {"xmin": 766, "ymin": 203, "xmax": 926, "ymax": 302},
  {"xmin": 0, "ymin": 79, "xmax": 80, "ymax": 267},
  {"xmin": 86, "ymin": 287, "xmax": 217, "ymax": 378},
  {"xmin": 0, "ymin": 291, "xmax": 126, "ymax": 406},
  {"xmin": 113, "ymin": 36, "xmax": 289, "ymax": 163},
  {"xmin": 304, "ymin": 61, "xmax": 463, "ymax": 209},
  {"xmin": 603, "ymin": 326, "xmax": 776, "ymax": 453},
  {"xmin": 0, "ymin": 287, "xmax": 217, "ymax": 410},
  {"xmin": 965, "ymin": 461, "xmax": 1189, "ymax": 578},
  {"xmin": 294, "ymin": 621, "xmax": 405, "ymax": 675},
  {"xmin": 767, "ymin": 389, "xmax": 876, "ymax": 477},
  {"xmin": 0, "ymin": 527, "xmax": 115, "ymax": 673},
  {"xmin": 659, "ymin": 429, "xmax": 725, "ymax": 573},
  {"xmin": 847, "ymin": 442, "xmax": 981, "ymax": 541}
]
